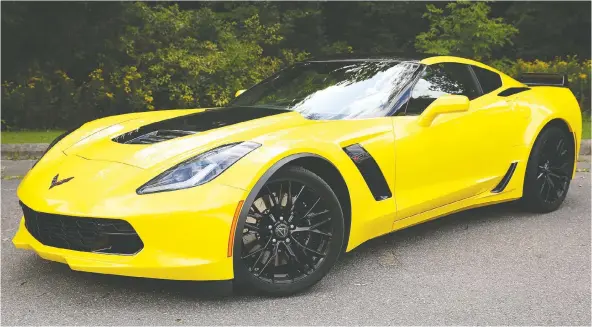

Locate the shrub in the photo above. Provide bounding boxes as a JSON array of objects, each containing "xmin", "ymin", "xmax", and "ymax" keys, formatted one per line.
[{"xmin": 1, "ymin": 3, "xmax": 312, "ymax": 130}]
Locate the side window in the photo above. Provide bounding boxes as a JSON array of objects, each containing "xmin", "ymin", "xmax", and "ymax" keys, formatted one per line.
[
  {"xmin": 405, "ymin": 63, "xmax": 480, "ymax": 115},
  {"xmin": 471, "ymin": 65, "xmax": 502, "ymax": 94}
]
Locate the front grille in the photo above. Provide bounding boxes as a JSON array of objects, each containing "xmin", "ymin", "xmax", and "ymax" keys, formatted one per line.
[{"xmin": 20, "ymin": 202, "xmax": 143, "ymax": 255}]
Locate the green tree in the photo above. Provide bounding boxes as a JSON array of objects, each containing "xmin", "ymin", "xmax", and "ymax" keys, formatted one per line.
[{"xmin": 415, "ymin": 1, "xmax": 518, "ymax": 60}]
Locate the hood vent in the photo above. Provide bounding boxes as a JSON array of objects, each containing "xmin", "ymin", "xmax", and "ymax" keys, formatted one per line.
[
  {"xmin": 112, "ymin": 107, "xmax": 289, "ymax": 145},
  {"xmin": 115, "ymin": 130, "xmax": 196, "ymax": 144}
]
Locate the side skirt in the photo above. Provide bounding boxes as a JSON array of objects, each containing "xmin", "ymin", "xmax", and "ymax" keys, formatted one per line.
[{"xmin": 391, "ymin": 189, "xmax": 522, "ymax": 234}]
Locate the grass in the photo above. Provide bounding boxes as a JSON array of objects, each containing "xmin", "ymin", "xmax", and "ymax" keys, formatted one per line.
[
  {"xmin": 583, "ymin": 117, "xmax": 591, "ymax": 140},
  {"xmin": 0, "ymin": 117, "xmax": 590, "ymax": 144},
  {"xmin": 1, "ymin": 130, "xmax": 65, "ymax": 144}
]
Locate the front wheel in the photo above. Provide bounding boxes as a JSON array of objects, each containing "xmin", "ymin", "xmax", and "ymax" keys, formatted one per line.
[
  {"xmin": 522, "ymin": 126, "xmax": 575, "ymax": 212},
  {"xmin": 233, "ymin": 166, "xmax": 344, "ymax": 296}
]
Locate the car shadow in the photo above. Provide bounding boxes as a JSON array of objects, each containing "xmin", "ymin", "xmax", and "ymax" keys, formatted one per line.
[{"xmin": 27, "ymin": 200, "xmax": 529, "ymax": 300}]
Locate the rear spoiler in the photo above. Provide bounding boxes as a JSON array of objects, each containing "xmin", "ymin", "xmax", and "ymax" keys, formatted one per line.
[{"xmin": 517, "ymin": 73, "xmax": 569, "ymax": 87}]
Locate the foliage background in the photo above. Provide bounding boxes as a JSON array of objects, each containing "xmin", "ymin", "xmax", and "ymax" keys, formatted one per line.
[{"xmin": 1, "ymin": 1, "xmax": 590, "ymax": 130}]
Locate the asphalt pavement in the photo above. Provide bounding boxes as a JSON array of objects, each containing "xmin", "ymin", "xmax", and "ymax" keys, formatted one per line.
[{"xmin": 1, "ymin": 173, "xmax": 590, "ymax": 325}]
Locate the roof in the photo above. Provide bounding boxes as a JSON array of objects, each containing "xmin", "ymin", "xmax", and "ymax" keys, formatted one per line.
[{"xmin": 304, "ymin": 52, "xmax": 435, "ymax": 63}]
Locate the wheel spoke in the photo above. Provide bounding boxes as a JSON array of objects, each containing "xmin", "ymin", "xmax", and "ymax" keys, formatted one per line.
[
  {"xmin": 309, "ymin": 216, "xmax": 331, "ymax": 230},
  {"xmin": 281, "ymin": 181, "xmax": 292, "ymax": 212},
  {"xmin": 242, "ymin": 244, "xmax": 266, "ymax": 259},
  {"xmin": 250, "ymin": 205, "xmax": 263, "ymax": 215},
  {"xmin": 248, "ymin": 212, "xmax": 264, "ymax": 220},
  {"xmin": 550, "ymin": 162, "xmax": 570, "ymax": 176},
  {"xmin": 301, "ymin": 197, "xmax": 320, "ymax": 220},
  {"xmin": 293, "ymin": 225, "xmax": 332, "ymax": 238},
  {"xmin": 539, "ymin": 177, "xmax": 549, "ymax": 195},
  {"xmin": 290, "ymin": 235, "xmax": 326, "ymax": 257},
  {"xmin": 283, "ymin": 242, "xmax": 309, "ymax": 275},
  {"xmin": 261, "ymin": 193, "xmax": 274, "ymax": 212},
  {"xmin": 240, "ymin": 179, "xmax": 335, "ymax": 284},
  {"xmin": 544, "ymin": 177, "xmax": 553, "ymax": 202},
  {"xmin": 306, "ymin": 209, "xmax": 330, "ymax": 221},
  {"xmin": 292, "ymin": 185, "xmax": 305, "ymax": 210},
  {"xmin": 244, "ymin": 223, "xmax": 260, "ymax": 231},
  {"xmin": 266, "ymin": 185, "xmax": 278, "ymax": 207},
  {"xmin": 256, "ymin": 243, "xmax": 279, "ymax": 277},
  {"xmin": 278, "ymin": 183, "xmax": 284, "ymax": 207},
  {"xmin": 556, "ymin": 138, "xmax": 566, "ymax": 158},
  {"xmin": 244, "ymin": 236, "xmax": 272, "ymax": 260},
  {"xmin": 547, "ymin": 176, "xmax": 556, "ymax": 189}
]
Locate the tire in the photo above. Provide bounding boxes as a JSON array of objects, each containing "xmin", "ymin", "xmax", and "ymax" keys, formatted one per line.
[
  {"xmin": 233, "ymin": 165, "xmax": 344, "ymax": 296},
  {"xmin": 521, "ymin": 126, "xmax": 575, "ymax": 213}
]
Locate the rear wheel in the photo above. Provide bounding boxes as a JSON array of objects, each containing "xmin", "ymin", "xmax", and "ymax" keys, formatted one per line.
[
  {"xmin": 233, "ymin": 166, "xmax": 344, "ymax": 296},
  {"xmin": 522, "ymin": 126, "xmax": 575, "ymax": 212}
]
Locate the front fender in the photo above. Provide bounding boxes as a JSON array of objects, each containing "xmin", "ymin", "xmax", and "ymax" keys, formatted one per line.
[{"xmin": 217, "ymin": 121, "xmax": 398, "ymax": 252}]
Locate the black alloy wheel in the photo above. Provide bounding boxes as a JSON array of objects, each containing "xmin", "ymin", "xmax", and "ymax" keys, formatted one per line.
[
  {"xmin": 522, "ymin": 126, "xmax": 575, "ymax": 212},
  {"xmin": 233, "ymin": 166, "xmax": 344, "ymax": 295}
]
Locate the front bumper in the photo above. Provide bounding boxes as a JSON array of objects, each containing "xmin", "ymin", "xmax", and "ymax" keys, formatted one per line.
[{"xmin": 13, "ymin": 181, "xmax": 247, "ymax": 281}]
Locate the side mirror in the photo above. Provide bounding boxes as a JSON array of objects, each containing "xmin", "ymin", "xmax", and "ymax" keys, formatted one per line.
[
  {"xmin": 417, "ymin": 94, "xmax": 470, "ymax": 127},
  {"xmin": 235, "ymin": 89, "xmax": 246, "ymax": 98}
]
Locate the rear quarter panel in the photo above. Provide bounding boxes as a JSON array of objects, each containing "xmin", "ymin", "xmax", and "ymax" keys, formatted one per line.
[{"xmin": 513, "ymin": 87, "xmax": 582, "ymax": 165}]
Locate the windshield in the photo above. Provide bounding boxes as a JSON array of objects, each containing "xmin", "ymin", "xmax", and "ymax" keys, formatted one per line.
[{"xmin": 230, "ymin": 61, "xmax": 421, "ymax": 120}]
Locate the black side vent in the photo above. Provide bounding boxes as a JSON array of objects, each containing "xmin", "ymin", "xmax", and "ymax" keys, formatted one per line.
[
  {"xmin": 492, "ymin": 162, "xmax": 518, "ymax": 193},
  {"xmin": 116, "ymin": 130, "xmax": 196, "ymax": 144},
  {"xmin": 343, "ymin": 144, "xmax": 392, "ymax": 201},
  {"xmin": 498, "ymin": 87, "xmax": 531, "ymax": 97}
]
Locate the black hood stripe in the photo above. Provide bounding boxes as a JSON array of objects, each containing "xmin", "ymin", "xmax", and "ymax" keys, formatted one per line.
[{"xmin": 112, "ymin": 106, "xmax": 289, "ymax": 144}]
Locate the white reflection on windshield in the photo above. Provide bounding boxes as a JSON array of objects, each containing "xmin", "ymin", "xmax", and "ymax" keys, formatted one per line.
[
  {"xmin": 292, "ymin": 62, "xmax": 418, "ymax": 119},
  {"xmin": 232, "ymin": 61, "xmax": 420, "ymax": 120}
]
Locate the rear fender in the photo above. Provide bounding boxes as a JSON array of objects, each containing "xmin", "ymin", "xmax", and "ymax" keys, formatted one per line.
[{"xmin": 514, "ymin": 86, "xmax": 582, "ymax": 176}]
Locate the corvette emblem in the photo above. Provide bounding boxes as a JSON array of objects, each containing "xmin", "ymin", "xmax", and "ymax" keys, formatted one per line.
[
  {"xmin": 275, "ymin": 224, "xmax": 289, "ymax": 238},
  {"xmin": 49, "ymin": 174, "xmax": 74, "ymax": 189}
]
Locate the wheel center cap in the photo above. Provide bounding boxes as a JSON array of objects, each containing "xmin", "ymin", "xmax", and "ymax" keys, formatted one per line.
[{"xmin": 274, "ymin": 223, "xmax": 289, "ymax": 238}]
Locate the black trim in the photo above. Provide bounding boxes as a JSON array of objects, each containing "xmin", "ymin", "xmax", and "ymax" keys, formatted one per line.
[
  {"xmin": 498, "ymin": 87, "xmax": 531, "ymax": 97},
  {"xmin": 20, "ymin": 202, "xmax": 143, "ymax": 255},
  {"xmin": 343, "ymin": 144, "xmax": 392, "ymax": 201},
  {"xmin": 492, "ymin": 162, "xmax": 518, "ymax": 193},
  {"xmin": 518, "ymin": 73, "xmax": 569, "ymax": 87},
  {"xmin": 112, "ymin": 106, "xmax": 289, "ymax": 144},
  {"xmin": 467, "ymin": 65, "xmax": 484, "ymax": 95}
]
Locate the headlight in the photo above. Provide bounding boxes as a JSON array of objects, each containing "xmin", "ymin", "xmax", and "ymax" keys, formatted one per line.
[{"xmin": 137, "ymin": 141, "xmax": 261, "ymax": 194}]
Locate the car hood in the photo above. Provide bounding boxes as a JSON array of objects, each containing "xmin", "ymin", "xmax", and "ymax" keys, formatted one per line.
[{"xmin": 64, "ymin": 106, "xmax": 315, "ymax": 169}]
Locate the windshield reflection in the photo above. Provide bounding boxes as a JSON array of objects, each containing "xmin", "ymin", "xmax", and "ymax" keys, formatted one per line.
[{"xmin": 230, "ymin": 61, "xmax": 421, "ymax": 120}]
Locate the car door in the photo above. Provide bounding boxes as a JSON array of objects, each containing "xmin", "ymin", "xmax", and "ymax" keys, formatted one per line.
[{"xmin": 392, "ymin": 62, "xmax": 515, "ymax": 220}]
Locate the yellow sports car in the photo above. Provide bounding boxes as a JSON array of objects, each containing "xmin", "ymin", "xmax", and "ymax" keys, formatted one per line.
[{"xmin": 13, "ymin": 54, "xmax": 582, "ymax": 295}]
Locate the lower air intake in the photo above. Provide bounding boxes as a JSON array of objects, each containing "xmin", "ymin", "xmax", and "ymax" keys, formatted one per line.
[{"xmin": 21, "ymin": 202, "xmax": 143, "ymax": 255}]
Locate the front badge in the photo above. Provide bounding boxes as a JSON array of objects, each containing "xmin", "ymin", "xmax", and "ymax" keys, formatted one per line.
[{"xmin": 49, "ymin": 174, "xmax": 74, "ymax": 189}]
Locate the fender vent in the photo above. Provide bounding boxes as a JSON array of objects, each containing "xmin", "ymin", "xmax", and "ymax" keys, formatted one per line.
[
  {"xmin": 498, "ymin": 87, "xmax": 531, "ymax": 97},
  {"xmin": 492, "ymin": 162, "xmax": 518, "ymax": 193},
  {"xmin": 343, "ymin": 144, "xmax": 392, "ymax": 201}
]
